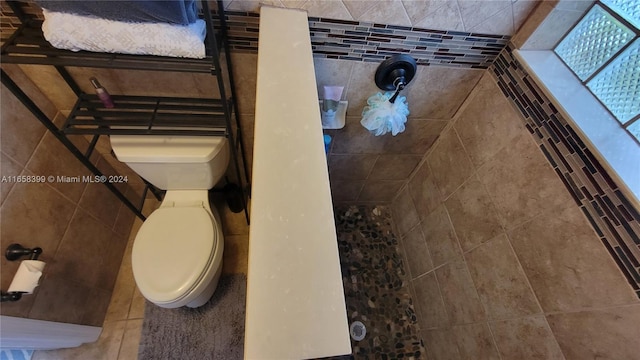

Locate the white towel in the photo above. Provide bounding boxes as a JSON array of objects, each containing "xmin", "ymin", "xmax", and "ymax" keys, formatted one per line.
[{"xmin": 41, "ymin": 9, "xmax": 206, "ymax": 59}]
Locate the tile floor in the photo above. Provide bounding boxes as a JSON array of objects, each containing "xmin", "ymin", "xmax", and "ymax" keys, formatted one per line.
[
  {"xmin": 31, "ymin": 199, "xmax": 424, "ymax": 360},
  {"xmin": 332, "ymin": 205, "xmax": 425, "ymax": 359},
  {"xmin": 32, "ymin": 194, "xmax": 250, "ymax": 360}
]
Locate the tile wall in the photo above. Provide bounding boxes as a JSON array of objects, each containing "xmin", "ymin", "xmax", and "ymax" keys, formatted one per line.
[
  {"xmin": 222, "ymin": 7, "xmax": 514, "ymax": 203},
  {"xmin": 223, "ymin": 10, "xmax": 509, "ymax": 68},
  {"xmin": 217, "ymin": 1, "xmax": 538, "ymax": 203},
  {"xmin": 391, "ymin": 66, "xmax": 640, "ymax": 360},
  {"xmin": 223, "ymin": 0, "xmax": 538, "ymax": 36},
  {"xmin": 492, "ymin": 46, "xmax": 640, "ymax": 298},
  {"xmin": 221, "ymin": 7, "xmax": 521, "ymax": 202},
  {"xmin": 0, "ymin": 65, "xmax": 142, "ymax": 326},
  {"xmin": 321, "ymin": 61, "xmax": 484, "ymax": 203}
]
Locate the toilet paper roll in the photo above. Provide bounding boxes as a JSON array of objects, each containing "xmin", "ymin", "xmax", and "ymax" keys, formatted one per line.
[{"xmin": 8, "ymin": 260, "xmax": 46, "ymax": 294}]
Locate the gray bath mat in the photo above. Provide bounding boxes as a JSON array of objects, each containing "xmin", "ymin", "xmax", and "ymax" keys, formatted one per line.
[{"xmin": 138, "ymin": 274, "xmax": 247, "ymax": 360}]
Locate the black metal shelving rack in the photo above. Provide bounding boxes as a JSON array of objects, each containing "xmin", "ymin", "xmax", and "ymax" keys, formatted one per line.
[{"xmin": 0, "ymin": 0, "xmax": 251, "ymax": 222}]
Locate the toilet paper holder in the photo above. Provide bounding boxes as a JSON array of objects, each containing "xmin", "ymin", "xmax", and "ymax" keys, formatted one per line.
[
  {"xmin": 5, "ymin": 243, "xmax": 42, "ymax": 261},
  {"xmin": 1, "ymin": 244, "xmax": 43, "ymax": 302}
]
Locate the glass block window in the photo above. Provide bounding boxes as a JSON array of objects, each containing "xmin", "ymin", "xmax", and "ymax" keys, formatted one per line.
[
  {"xmin": 602, "ymin": 0, "xmax": 640, "ymax": 28},
  {"xmin": 555, "ymin": 1, "xmax": 640, "ymax": 143},
  {"xmin": 587, "ymin": 39, "xmax": 640, "ymax": 123},
  {"xmin": 555, "ymin": 5, "xmax": 634, "ymax": 80}
]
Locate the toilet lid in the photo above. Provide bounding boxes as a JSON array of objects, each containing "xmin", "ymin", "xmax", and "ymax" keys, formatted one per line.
[{"xmin": 132, "ymin": 206, "xmax": 216, "ymax": 304}]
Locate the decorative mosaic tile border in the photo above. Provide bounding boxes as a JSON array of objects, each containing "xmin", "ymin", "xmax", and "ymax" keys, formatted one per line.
[
  {"xmin": 220, "ymin": 10, "xmax": 261, "ymax": 52},
  {"xmin": 307, "ymin": 17, "xmax": 508, "ymax": 68},
  {"xmin": 491, "ymin": 45, "xmax": 640, "ymax": 298},
  {"xmin": 222, "ymin": 11, "xmax": 509, "ymax": 69}
]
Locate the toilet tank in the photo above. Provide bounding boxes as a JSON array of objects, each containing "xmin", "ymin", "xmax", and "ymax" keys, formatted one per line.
[{"xmin": 110, "ymin": 135, "xmax": 230, "ymax": 190}]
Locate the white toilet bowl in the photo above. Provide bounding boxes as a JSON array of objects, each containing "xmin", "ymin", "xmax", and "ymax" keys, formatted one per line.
[
  {"xmin": 132, "ymin": 190, "xmax": 224, "ymax": 308},
  {"xmin": 110, "ymin": 135, "xmax": 230, "ymax": 308}
]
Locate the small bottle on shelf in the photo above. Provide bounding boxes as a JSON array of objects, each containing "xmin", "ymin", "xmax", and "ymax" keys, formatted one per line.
[{"xmin": 89, "ymin": 77, "xmax": 114, "ymax": 108}]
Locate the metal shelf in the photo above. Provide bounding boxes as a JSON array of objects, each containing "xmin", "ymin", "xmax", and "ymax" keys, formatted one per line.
[
  {"xmin": 63, "ymin": 95, "xmax": 229, "ymax": 136},
  {"xmin": 1, "ymin": 20, "xmax": 221, "ymax": 74},
  {"xmin": 0, "ymin": 0, "xmax": 251, "ymax": 223}
]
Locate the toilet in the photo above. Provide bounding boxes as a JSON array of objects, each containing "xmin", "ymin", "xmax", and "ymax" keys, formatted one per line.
[{"xmin": 110, "ymin": 134, "xmax": 230, "ymax": 308}]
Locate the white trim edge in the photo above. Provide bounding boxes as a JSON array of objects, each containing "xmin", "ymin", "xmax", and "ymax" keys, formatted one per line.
[{"xmin": 0, "ymin": 316, "xmax": 101, "ymax": 350}]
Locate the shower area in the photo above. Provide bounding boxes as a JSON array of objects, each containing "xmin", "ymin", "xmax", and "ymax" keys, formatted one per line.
[
  {"xmin": 302, "ymin": 1, "xmax": 640, "ymax": 357},
  {"xmin": 332, "ymin": 205, "xmax": 425, "ymax": 358},
  {"xmin": 326, "ymin": 60, "xmax": 640, "ymax": 358}
]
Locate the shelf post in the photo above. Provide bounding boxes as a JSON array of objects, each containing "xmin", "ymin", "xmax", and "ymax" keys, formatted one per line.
[{"xmin": 1, "ymin": 69, "xmax": 147, "ymax": 220}]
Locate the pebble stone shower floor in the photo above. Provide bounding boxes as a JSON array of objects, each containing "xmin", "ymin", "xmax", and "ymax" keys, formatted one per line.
[{"xmin": 322, "ymin": 205, "xmax": 426, "ymax": 360}]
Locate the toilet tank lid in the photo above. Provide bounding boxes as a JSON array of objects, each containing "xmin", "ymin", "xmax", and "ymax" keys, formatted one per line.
[
  {"xmin": 132, "ymin": 206, "xmax": 217, "ymax": 304},
  {"xmin": 110, "ymin": 135, "xmax": 227, "ymax": 163}
]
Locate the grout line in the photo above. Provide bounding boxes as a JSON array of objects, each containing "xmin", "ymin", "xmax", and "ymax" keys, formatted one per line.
[
  {"xmin": 397, "ymin": 0, "xmax": 413, "ymax": 27},
  {"xmin": 448, "ymin": 302, "xmax": 640, "ymax": 325},
  {"xmin": 363, "ymin": 154, "xmax": 380, "ymax": 181},
  {"xmin": 455, "ymin": 0, "xmax": 468, "ymax": 31},
  {"xmin": 431, "ymin": 267, "xmax": 464, "ymax": 358},
  {"xmin": 511, "ymin": 0, "xmax": 519, "ymax": 35},
  {"xmin": 404, "ymin": 154, "xmax": 430, "ymax": 195},
  {"xmin": 398, "ymin": 204, "xmax": 422, "ymax": 238},
  {"xmin": 485, "ymin": 315, "xmax": 567, "ymax": 360},
  {"xmin": 113, "ymin": 319, "xmax": 130, "ymax": 360},
  {"xmin": 449, "ymin": 69, "xmax": 487, "ymax": 120},
  {"xmin": 541, "ymin": 314, "xmax": 569, "ymax": 360},
  {"xmin": 122, "ymin": 266, "xmax": 140, "ymax": 322},
  {"xmin": 112, "ymin": 202, "xmax": 133, "ymax": 237},
  {"xmin": 502, "ymin": 229, "xmax": 546, "ymax": 314},
  {"xmin": 22, "ymin": 114, "xmax": 51, "ymax": 179},
  {"xmin": 0, "ymin": 151, "xmax": 25, "ymax": 206},
  {"xmin": 343, "ymin": 59, "xmax": 356, "ymax": 102},
  {"xmin": 410, "ymin": 1, "xmax": 442, "ymax": 27},
  {"xmin": 14, "ymin": 118, "xmax": 125, "ymax": 231},
  {"xmin": 389, "ymin": 181, "xmax": 409, "ymax": 204},
  {"xmin": 450, "ymin": 71, "xmax": 486, "ymax": 120},
  {"xmin": 540, "ymin": 302, "xmax": 640, "ymax": 316},
  {"xmin": 1, "ymin": 151, "xmax": 26, "ymax": 171},
  {"xmin": 47, "ymin": 206, "xmax": 80, "ymax": 277},
  {"xmin": 457, "ymin": 229, "xmax": 501, "ymax": 256},
  {"xmin": 413, "ymin": 258, "xmax": 459, "ymax": 279},
  {"xmin": 442, "ymin": 198, "xmax": 466, "ymax": 264},
  {"xmin": 414, "ymin": 223, "xmax": 436, "ymax": 281},
  {"xmin": 424, "ymin": 155, "xmax": 447, "ymax": 203},
  {"xmin": 21, "ymin": 165, "xmax": 85, "ymax": 208},
  {"xmin": 444, "ymin": 125, "xmax": 482, "ymax": 198},
  {"xmin": 340, "ymin": 0, "xmax": 356, "ymax": 22},
  {"xmin": 484, "ymin": 318, "xmax": 505, "ymax": 360},
  {"xmin": 399, "ymin": 218, "xmax": 428, "ymax": 281}
]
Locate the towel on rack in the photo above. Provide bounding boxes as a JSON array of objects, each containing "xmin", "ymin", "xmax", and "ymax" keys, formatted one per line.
[
  {"xmin": 41, "ymin": 9, "xmax": 206, "ymax": 59},
  {"xmin": 35, "ymin": 0, "xmax": 199, "ymax": 25}
]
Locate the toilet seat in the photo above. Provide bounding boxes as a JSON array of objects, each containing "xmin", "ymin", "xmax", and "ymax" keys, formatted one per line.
[{"xmin": 132, "ymin": 206, "xmax": 218, "ymax": 304}]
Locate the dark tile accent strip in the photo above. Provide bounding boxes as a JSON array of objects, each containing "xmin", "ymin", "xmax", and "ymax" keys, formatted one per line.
[
  {"xmin": 308, "ymin": 18, "xmax": 508, "ymax": 68},
  {"xmin": 216, "ymin": 11, "xmax": 508, "ymax": 68},
  {"xmin": 491, "ymin": 45, "xmax": 640, "ymax": 297},
  {"xmin": 600, "ymin": 238, "xmax": 640, "ymax": 291}
]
